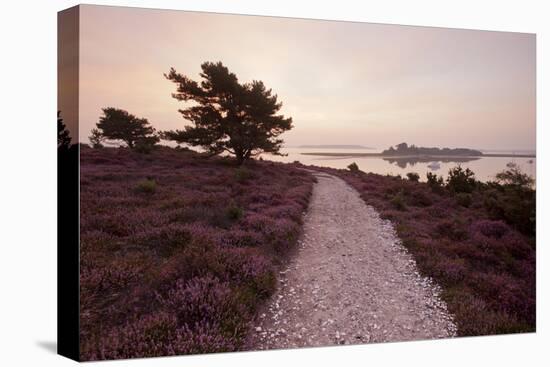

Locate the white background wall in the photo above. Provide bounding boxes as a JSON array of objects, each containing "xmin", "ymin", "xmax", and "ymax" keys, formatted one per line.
[{"xmin": 0, "ymin": 0, "xmax": 548, "ymax": 366}]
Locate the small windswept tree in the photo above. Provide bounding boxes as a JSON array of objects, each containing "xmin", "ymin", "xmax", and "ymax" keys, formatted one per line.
[
  {"xmin": 406, "ymin": 172, "xmax": 420, "ymax": 182},
  {"xmin": 426, "ymin": 172, "xmax": 444, "ymax": 192},
  {"xmin": 446, "ymin": 165, "xmax": 477, "ymax": 193},
  {"xmin": 162, "ymin": 61, "xmax": 293, "ymax": 164},
  {"xmin": 95, "ymin": 107, "xmax": 159, "ymax": 149},
  {"xmin": 58, "ymin": 111, "xmax": 72, "ymax": 150},
  {"xmin": 347, "ymin": 162, "xmax": 360, "ymax": 173},
  {"xmin": 495, "ymin": 162, "xmax": 534, "ymax": 190},
  {"xmin": 89, "ymin": 128, "xmax": 104, "ymax": 148}
]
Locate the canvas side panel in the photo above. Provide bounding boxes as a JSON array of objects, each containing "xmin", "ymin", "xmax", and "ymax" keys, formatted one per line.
[{"xmin": 57, "ymin": 5, "xmax": 80, "ymax": 362}]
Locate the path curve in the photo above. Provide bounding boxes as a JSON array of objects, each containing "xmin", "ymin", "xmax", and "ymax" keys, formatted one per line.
[{"xmin": 249, "ymin": 171, "xmax": 456, "ymax": 349}]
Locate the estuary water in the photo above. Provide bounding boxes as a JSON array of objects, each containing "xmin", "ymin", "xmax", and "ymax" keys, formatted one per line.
[{"xmin": 261, "ymin": 147, "xmax": 536, "ymax": 183}]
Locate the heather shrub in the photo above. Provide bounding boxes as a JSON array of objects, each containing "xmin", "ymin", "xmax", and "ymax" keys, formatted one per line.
[
  {"xmin": 220, "ymin": 247, "xmax": 276, "ymax": 292},
  {"xmin": 436, "ymin": 218, "xmax": 468, "ymax": 241},
  {"xmin": 432, "ymin": 258, "xmax": 467, "ymax": 285},
  {"xmin": 80, "ymin": 230, "xmax": 115, "ymax": 251},
  {"xmin": 473, "ymin": 272, "xmax": 533, "ymax": 323},
  {"xmin": 79, "ymin": 147, "xmax": 314, "ymax": 360},
  {"xmin": 471, "ymin": 219, "xmax": 509, "ymax": 239},
  {"xmin": 384, "ymin": 184, "xmax": 399, "ymax": 196},
  {"xmin": 80, "ymin": 262, "xmax": 143, "ymax": 307},
  {"xmin": 146, "ymin": 243, "xmax": 222, "ymax": 294},
  {"xmin": 83, "ymin": 211, "xmax": 132, "ymax": 237},
  {"xmin": 242, "ymin": 213, "xmax": 300, "ymax": 254},
  {"xmin": 172, "ymin": 206, "xmax": 239, "ymax": 233},
  {"xmin": 223, "ymin": 229, "xmax": 263, "ymax": 247},
  {"xmin": 156, "ymin": 260, "xmax": 273, "ymax": 342},
  {"xmin": 268, "ymin": 218, "xmax": 301, "ymax": 253},
  {"xmin": 133, "ymin": 224, "xmax": 193, "ymax": 256},
  {"xmin": 441, "ymin": 288, "xmax": 525, "ymax": 336},
  {"xmin": 175, "ymin": 206, "xmax": 234, "ymax": 229},
  {"xmin": 500, "ymin": 231, "xmax": 533, "ymax": 261},
  {"xmin": 85, "ymin": 313, "xmax": 236, "ymax": 360},
  {"xmin": 408, "ymin": 188, "xmax": 432, "ymax": 207},
  {"xmin": 88, "ymin": 312, "xmax": 179, "ymax": 360},
  {"xmin": 455, "ymin": 193, "xmax": 472, "ymax": 207},
  {"xmin": 406, "ymin": 172, "xmax": 420, "ymax": 182},
  {"xmin": 263, "ymin": 203, "xmax": 303, "ymax": 222},
  {"xmin": 162, "ymin": 276, "xmax": 234, "ymax": 326},
  {"xmin": 135, "ymin": 179, "xmax": 156, "ymax": 194},
  {"xmin": 234, "ymin": 167, "xmax": 254, "ymax": 183}
]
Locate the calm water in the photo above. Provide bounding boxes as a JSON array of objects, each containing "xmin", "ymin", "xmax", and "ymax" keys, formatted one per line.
[{"xmin": 261, "ymin": 147, "xmax": 536, "ymax": 183}]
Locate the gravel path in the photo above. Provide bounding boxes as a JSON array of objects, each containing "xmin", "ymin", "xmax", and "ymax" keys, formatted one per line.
[{"xmin": 249, "ymin": 171, "xmax": 456, "ymax": 350}]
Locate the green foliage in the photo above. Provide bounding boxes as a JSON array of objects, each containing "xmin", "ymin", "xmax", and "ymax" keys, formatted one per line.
[
  {"xmin": 409, "ymin": 189, "xmax": 432, "ymax": 207},
  {"xmin": 390, "ymin": 190, "xmax": 407, "ymax": 210},
  {"xmin": 486, "ymin": 164, "xmax": 535, "ymax": 234},
  {"xmin": 446, "ymin": 165, "xmax": 477, "ymax": 193},
  {"xmin": 495, "ymin": 163, "xmax": 535, "ymax": 189},
  {"xmin": 225, "ymin": 203, "xmax": 244, "ymax": 221},
  {"xmin": 135, "ymin": 179, "xmax": 157, "ymax": 194},
  {"xmin": 426, "ymin": 172, "xmax": 444, "ymax": 193},
  {"xmin": 484, "ymin": 185, "xmax": 535, "ymax": 235},
  {"xmin": 162, "ymin": 62, "xmax": 293, "ymax": 165},
  {"xmin": 406, "ymin": 172, "xmax": 420, "ymax": 182},
  {"xmin": 96, "ymin": 107, "xmax": 159, "ymax": 149},
  {"xmin": 234, "ymin": 167, "xmax": 254, "ymax": 183},
  {"xmin": 89, "ymin": 128, "xmax": 104, "ymax": 149},
  {"xmin": 347, "ymin": 162, "xmax": 360, "ymax": 172},
  {"xmin": 456, "ymin": 193, "xmax": 473, "ymax": 207},
  {"xmin": 134, "ymin": 136, "xmax": 159, "ymax": 154},
  {"xmin": 436, "ymin": 218, "xmax": 468, "ymax": 241}
]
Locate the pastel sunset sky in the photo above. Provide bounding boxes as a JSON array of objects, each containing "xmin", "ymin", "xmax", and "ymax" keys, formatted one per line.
[{"xmin": 77, "ymin": 5, "xmax": 536, "ymax": 150}]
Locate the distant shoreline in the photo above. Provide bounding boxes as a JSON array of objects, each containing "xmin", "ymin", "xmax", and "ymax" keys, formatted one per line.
[
  {"xmin": 297, "ymin": 145, "xmax": 374, "ymax": 149},
  {"xmin": 301, "ymin": 152, "xmax": 536, "ymax": 158}
]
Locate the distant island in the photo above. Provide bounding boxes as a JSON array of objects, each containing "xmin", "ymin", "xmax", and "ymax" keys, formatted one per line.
[
  {"xmin": 381, "ymin": 142, "xmax": 482, "ymax": 156},
  {"xmin": 299, "ymin": 144, "xmax": 374, "ymax": 149}
]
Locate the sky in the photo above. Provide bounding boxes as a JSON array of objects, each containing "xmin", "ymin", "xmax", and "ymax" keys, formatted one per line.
[{"xmin": 74, "ymin": 5, "xmax": 535, "ymax": 151}]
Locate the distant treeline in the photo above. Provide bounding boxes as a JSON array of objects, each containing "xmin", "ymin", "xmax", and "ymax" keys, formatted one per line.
[{"xmin": 382, "ymin": 142, "xmax": 482, "ymax": 156}]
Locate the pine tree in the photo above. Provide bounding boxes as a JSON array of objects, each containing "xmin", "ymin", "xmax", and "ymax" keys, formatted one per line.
[
  {"xmin": 163, "ymin": 61, "xmax": 292, "ymax": 164},
  {"xmin": 95, "ymin": 108, "xmax": 159, "ymax": 149}
]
